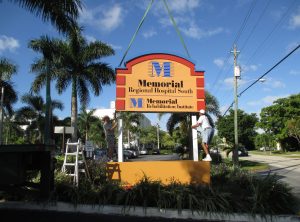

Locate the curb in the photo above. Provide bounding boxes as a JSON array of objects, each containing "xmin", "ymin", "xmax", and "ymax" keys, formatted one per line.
[{"xmin": 1, "ymin": 201, "xmax": 300, "ymax": 222}]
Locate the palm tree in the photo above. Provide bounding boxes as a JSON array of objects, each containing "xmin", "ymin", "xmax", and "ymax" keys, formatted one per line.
[
  {"xmin": 118, "ymin": 112, "xmax": 142, "ymax": 148},
  {"xmin": 0, "ymin": 58, "xmax": 18, "ymax": 144},
  {"xmin": 0, "ymin": 58, "xmax": 18, "ymax": 115},
  {"xmin": 15, "ymin": 93, "xmax": 63, "ymax": 143},
  {"xmin": 3, "ymin": 112, "xmax": 23, "ymax": 144},
  {"xmin": 166, "ymin": 91, "xmax": 220, "ymax": 158},
  {"xmin": 31, "ymin": 28, "xmax": 115, "ymax": 141},
  {"xmin": 7, "ymin": 0, "xmax": 82, "ymax": 34},
  {"xmin": 78, "ymin": 108, "xmax": 99, "ymax": 141},
  {"xmin": 29, "ymin": 35, "xmax": 63, "ymax": 144}
]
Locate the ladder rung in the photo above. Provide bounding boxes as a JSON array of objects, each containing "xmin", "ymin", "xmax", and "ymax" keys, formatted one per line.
[
  {"xmin": 78, "ymin": 169, "xmax": 85, "ymax": 173},
  {"xmin": 66, "ymin": 173, "xmax": 76, "ymax": 176},
  {"xmin": 66, "ymin": 142, "xmax": 80, "ymax": 145},
  {"xmin": 64, "ymin": 163, "xmax": 75, "ymax": 166},
  {"xmin": 65, "ymin": 153, "xmax": 77, "ymax": 156}
]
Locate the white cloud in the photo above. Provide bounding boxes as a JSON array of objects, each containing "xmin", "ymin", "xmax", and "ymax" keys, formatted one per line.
[
  {"xmin": 146, "ymin": 0, "xmax": 223, "ymax": 40},
  {"xmin": 85, "ymin": 35, "xmax": 96, "ymax": 43},
  {"xmin": 241, "ymin": 64, "xmax": 258, "ymax": 72},
  {"xmin": 290, "ymin": 69, "xmax": 300, "ymax": 76},
  {"xmin": 80, "ymin": 4, "xmax": 124, "ymax": 32},
  {"xmin": 213, "ymin": 58, "xmax": 224, "ymax": 68},
  {"xmin": 101, "ymin": 5, "xmax": 122, "ymax": 31},
  {"xmin": 0, "ymin": 35, "xmax": 19, "ymax": 54},
  {"xmin": 262, "ymin": 95, "xmax": 284, "ymax": 105},
  {"xmin": 271, "ymin": 80, "xmax": 285, "ymax": 88},
  {"xmin": 247, "ymin": 94, "xmax": 289, "ymax": 107},
  {"xmin": 167, "ymin": 0, "xmax": 201, "ymax": 14},
  {"xmin": 152, "ymin": 0, "xmax": 201, "ymax": 15},
  {"xmin": 109, "ymin": 44, "xmax": 122, "ymax": 50},
  {"xmin": 289, "ymin": 8, "xmax": 300, "ymax": 29},
  {"xmin": 142, "ymin": 29, "xmax": 157, "ymax": 39},
  {"xmin": 181, "ymin": 23, "xmax": 224, "ymax": 39}
]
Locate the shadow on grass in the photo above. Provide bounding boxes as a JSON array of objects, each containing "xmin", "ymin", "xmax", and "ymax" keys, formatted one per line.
[{"xmin": 239, "ymin": 160, "xmax": 269, "ymax": 172}]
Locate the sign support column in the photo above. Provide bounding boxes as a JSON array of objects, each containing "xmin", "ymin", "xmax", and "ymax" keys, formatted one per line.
[
  {"xmin": 192, "ymin": 115, "xmax": 198, "ymax": 161},
  {"xmin": 118, "ymin": 119, "xmax": 123, "ymax": 162}
]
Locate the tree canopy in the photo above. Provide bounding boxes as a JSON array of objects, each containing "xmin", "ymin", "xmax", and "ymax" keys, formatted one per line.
[
  {"xmin": 258, "ymin": 93, "xmax": 300, "ymax": 150},
  {"xmin": 217, "ymin": 109, "xmax": 258, "ymax": 150}
]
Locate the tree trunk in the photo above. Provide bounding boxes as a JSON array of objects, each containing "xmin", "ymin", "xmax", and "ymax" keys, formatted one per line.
[
  {"xmin": 127, "ymin": 129, "xmax": 130, "ymax": 148},
  {"xmin": 71, "ymin": 77, "xmax": 78, "ymax": 142}
]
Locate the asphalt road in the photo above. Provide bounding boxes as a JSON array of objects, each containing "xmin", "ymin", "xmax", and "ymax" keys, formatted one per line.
[
  {"xmin": 240, "ymin": 154, "xmax": 300, "ymax": 199},
  {"xmin": 129, "ymin": 153, "xmax": 181, "ymax": 161}
]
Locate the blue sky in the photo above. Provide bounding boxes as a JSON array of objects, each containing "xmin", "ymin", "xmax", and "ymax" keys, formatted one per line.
[{"xmin": 0, "ymin": 0, "xmax": 300, "ymax": 130}]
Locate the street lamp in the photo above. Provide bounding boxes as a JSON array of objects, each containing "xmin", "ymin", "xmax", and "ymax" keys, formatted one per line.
[{"xmin": 238, "ymin": 78, "xmax": 266, "ymax": 88}]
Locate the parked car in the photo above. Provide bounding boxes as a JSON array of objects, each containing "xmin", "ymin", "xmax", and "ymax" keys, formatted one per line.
[
  {"xmin": 238, "ymin": 147, "xmax": 248, "ymax": 156},
  {"xmin": 123, "ymin": 149, "xmax": 136, "ymax": 158},
  {"xmin": 152, "ymin": 148, "xmax": 160, "ymax": 155},
  {"xmin": 139, "ymin": 149, "xmax": 148, "ymax": 155}
]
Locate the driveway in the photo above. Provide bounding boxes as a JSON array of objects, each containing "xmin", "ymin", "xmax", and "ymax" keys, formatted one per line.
[{"xmin": 240, "ymin": 154, "xmax": 300, "ymax": 199}]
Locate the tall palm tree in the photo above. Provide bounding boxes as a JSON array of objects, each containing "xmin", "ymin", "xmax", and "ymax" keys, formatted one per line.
[
  {"xmin": 15, "ymin": 93, "xmax": 63, "ymax": 143},
  {"xmin": 29, "ymin": 35, "xmax": 63, "ymax": 144},
  {"xmin": 31, "ymin": 28, "xmax": 115, "ymax": 141},
  {"xmin": 7, "ymin": 0, "xmax": 82, "ymax": 34}
]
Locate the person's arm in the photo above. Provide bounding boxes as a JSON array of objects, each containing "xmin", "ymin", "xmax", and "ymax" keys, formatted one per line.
[
  {"xmin": 111, "ymin": 121, "xmax": 117, "ymax": 130},
  {"xmin": 191, "ymin": 122, "xmax": 201, "ymax": 129},
  {"xmin": 192, "ymin": 116, "xmax": 203, "ymax": 129}
]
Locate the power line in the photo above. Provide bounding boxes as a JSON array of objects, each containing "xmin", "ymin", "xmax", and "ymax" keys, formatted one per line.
[
  {"xmin": 243, "ymin": 0, "xmax": 297, "ymax": 67},
  {"xmin": 222, "ymin": 43, "xmax": 300, "ymax": 116},
  {"xmin": 219, "ymin": 0, "xmax": 297, "ymax": 109},
  {"xmin": 211, "ymin": 0, "xmax": 257, "ymax": 94},
  {"xmin": 240, "ymin": 0, "xmax": 271, "ymax": 52}
]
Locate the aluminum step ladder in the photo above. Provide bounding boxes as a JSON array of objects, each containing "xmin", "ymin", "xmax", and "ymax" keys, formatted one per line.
[{"xmin": 61, "ymin": 139, "xmax": 90, "ymax": 186}]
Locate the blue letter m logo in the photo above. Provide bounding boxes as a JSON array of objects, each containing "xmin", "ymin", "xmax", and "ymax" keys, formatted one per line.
[
  {"xmin": 151, "ymin": 62, "xmax": 171, "ymax": 77},
  {"xmin": 130, "ymin": 98, "xmax": 143, "ymax": 108}
]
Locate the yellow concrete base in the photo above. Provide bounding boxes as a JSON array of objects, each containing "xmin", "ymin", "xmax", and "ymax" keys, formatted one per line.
[{"xmin": 106, "ymin": 160, "xmax": 210, "ymax": 185}]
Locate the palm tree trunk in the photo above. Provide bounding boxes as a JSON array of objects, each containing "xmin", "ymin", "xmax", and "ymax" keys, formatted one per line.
[
  {"xmin": 85, "ymin": 126, "xmax": 88, "ymax": 141},
  {"xmin": 127, "ymin": 129, "xmax": 130, "ymax": 148},
  {"xmin": 71, "ymin": 77, "xmax": 78, "ymax": 141}
]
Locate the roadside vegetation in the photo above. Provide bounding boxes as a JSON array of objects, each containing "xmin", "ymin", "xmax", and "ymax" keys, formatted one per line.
[{"xmin": 1, "ymin": 157, "xmax": 297, "ymax": 216}]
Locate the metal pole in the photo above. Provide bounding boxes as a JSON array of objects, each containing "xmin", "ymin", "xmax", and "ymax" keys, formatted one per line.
[
  {"xmin": 0, "ymin": 87, "xmax": 4, "ymax": 145},
  {"xmin": 231, "ymin": 45, "xmax": 240, "ymax": 165},
  {"xmin": 118, "ymin": 118, "xmax": 123, "ymax": 162},
  {"xmin": 192, "ymin": 115, "xmax": 198, "ymax": 161}
]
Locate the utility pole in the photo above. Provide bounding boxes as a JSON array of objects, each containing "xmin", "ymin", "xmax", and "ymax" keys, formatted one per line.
[{"xmin": 231, "ymin": 45, "xmax": 240, "ymax": 166}]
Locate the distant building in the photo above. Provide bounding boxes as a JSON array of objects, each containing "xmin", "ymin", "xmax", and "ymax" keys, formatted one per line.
[
  {"xmin": 92, "ymin": 101, "xmax": 151, "ymax": 127},
  {"xmin": 92, "ymin": 101, "xmax": 116, "ymax": 120}
]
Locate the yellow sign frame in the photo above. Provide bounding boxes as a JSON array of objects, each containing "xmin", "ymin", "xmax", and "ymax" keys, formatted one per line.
[{"xmin": 116, "ymin": 53, "xmax": 205, "ymax": 113}]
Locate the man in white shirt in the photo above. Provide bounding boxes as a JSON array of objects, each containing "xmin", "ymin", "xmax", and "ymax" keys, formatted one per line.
[{"xmin": 191, "ymin": 109, "xmax": 214, "ymax": 161}]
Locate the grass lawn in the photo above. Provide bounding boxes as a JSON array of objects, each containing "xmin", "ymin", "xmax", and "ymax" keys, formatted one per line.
[
  {"xmin": 222, "ymin": 158, "xmax": 269, "ymax": 172},
  {"xmin": 249, "ymin": 150, "xmax": 300, "ymax": 158},
  {"xmin": 239, "ymin": 160, "xmax": 269, "ymax": 172}
]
